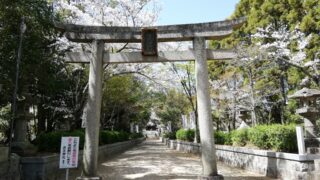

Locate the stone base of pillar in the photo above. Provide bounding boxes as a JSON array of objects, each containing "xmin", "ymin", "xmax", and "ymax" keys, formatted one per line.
[
  {"xmin": 11, "ymin": 141, "xmax": 37, "ymax": 156},
  {"xmin": 76, "ymin": 176, "xmax": 102, "ymax": 180},
  {"xmin": 198, "ymin": 174, "xmax": 224, "ymax": 180}
]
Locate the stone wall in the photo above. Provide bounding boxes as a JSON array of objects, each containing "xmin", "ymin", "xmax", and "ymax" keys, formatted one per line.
[
  {"xmin": 20, "ymin": 138, "xmax": 145, "ymax": 180},
  {"xmin": 165, "ymin": 139, "xmax": 320, "ymax": 180}
]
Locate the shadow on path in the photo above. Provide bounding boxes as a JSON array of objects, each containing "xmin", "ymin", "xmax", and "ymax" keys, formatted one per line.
[{"xmin": 72, "ymin": 139, "xmax": 277, "ymax": 180}]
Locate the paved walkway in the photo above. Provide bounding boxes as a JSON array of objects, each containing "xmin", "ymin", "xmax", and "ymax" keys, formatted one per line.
[{"xmin": 92, "ymin": 139, "xmax": 275, "ymax": 180}]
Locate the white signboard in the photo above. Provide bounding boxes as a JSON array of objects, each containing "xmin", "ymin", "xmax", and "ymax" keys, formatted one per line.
[{"xmin": 59, "ymin": 137, "xmax": 80, "ymax": 169}]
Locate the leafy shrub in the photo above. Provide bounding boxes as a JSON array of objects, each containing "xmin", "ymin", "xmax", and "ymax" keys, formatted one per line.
[
  {"xmin": 129, "ymin": 132, "xmax": 144, "ymax": 139},
  {"xmin": 163, "ymin": 132, "xmax": 176, "ymax": 139},
  {"xmin": 214, "ymin": 131, "xmax": 232, "ymax": 145},
  {"xmin": 35, "ymin": 129, "xmax": 134, "ymax": 152},
  {"xmin": 266, "ymin": 124, "xmax": 297, "ymax": 152},
  {"xmin": 176, "ymin": 129, "xmax": 194, "ymax": 142},
  {"xmin": 248, "ymin": 124, "xmax": 297, "ymax": 152},
  {"xmin": 117, "ymin": 131, "xmax": 130, "ymax": 142},
  {"xmin": 100, "ymin": 131, "xmax": 114, "ymax": 144},
  {"xmin": 230, "ymin": 129, "xmax": 248, "ymax": 146},
  {"xmin": 34, "ymin": 130, "xmax": 85, "ymax": 152},
  {"xmin": 248, "ymin": 125, "xmax": 270, "ymax": 149},
  {"xmin": 100, "ymin": 130, "xmax": 130, "ymax": 145},
  {"xmin": 213, "ymin": 124, "xmax": 297, "ymax": 152}
]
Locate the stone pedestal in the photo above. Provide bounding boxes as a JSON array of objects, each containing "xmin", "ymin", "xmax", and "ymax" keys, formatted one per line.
[
  {"xmin": 11, "ymin": 142, "xmax": 36, "ymax": 156},
  {"xmin": 76, "ymin": 176, "xmax": 102, "ymax": 180},
  {"xmin": 198, "ymin": 174, "xmax": 224, "ymax": 180}
]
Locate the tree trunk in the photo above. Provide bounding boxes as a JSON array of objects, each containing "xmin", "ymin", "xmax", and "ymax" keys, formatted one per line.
[{"xmin": 248, "ymin": 68, "xmax": 257, "ymax": 126}]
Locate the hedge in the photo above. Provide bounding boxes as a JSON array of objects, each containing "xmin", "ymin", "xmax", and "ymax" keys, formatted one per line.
[
  {"xmin": 214, "ymin": 124, "xmax": 297, "ymax": 153},
  {"xmin": 176, "ymin": 129, "xmax": 195, "ymax": 142},
  {"xmin": 34, "ymin": 130, "xmax": 85, "ymax": 152},
  {"xmin": 247, "ymin": 125, "xmax": 270, "ymax": 149},
  {"xmin": 214, "ymin": 131, "xmax": 232, "ymax": 145},
  {"xmin": 230, "ymin": 129, "xmax": 248, "ymax": 146},
  {"xmin": 264, "ymin": 124, "xmax": 297, "ymax": 152},
  {"xmin": 34, "ymin": 130, "xmax": 140, "ymax": 152},
  {"xmin": 100, "ymin": 130, "xmax": 130, "ymax": 144},
  {"xmin": 163, "ymin": 132, "xmax": 176, "ymax": 140}
]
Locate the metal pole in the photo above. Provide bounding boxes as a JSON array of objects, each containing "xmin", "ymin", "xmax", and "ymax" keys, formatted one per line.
[
  {"xmin": 8, "ymin": 17, "xmax": 26, "ymax": 159},
  {"xmin": 66, "ymin": 169, "xmax": 69, "ymax": 180}
]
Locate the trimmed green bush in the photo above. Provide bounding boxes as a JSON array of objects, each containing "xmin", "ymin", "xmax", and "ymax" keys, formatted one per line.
[
  {"xmin": 34, "ymin": 130, "xmax": 85, "ymax": 152},
  {"xmin": 176, "ymin": 129, "xmax": 195, "ymax": 142},
  {"xmin": 231, "ymin": 129, "xmax": 248, "ymax": 146},
  {"xmin": 35, "ymin": 129, "xmax": 136, "ymax": 152},
  {"xmin": 212, "ymin": 124, "xmax": 297, "ymax": 153},
  {"xmin": 214, "ymin": 131, "xmax": 232, "ymax": 145},
  {"xmin": 248, "ymin": 125, "xmax": 270, "ymax": 149},
  {"xmin": 129, "ymin": 132, "xmax": 144, "ymax": 139},
  {"xmin": 163, "ymin": 132, "xmax": 176, "ymax": 139},
  {"xmin": 100, "ymin": 130, "xmax": 130, "ymax": 145},
  {"xmin": 266, "ymin": 124, "xmax": 297, "ymax": 152},
  {"xmin": 247, "ymin": 124, "xmax": 297, "ymax": 152}
]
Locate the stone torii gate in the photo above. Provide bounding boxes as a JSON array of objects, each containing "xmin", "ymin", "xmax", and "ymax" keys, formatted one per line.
[{"xmin": 57, "ymin": 18, "xmax": 245, "ymax": 179}]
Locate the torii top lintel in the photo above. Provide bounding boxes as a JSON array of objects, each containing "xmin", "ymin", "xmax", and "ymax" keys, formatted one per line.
[{"xmin": 55, "ymin": 17, "xmax": 246, "ymax": 43}]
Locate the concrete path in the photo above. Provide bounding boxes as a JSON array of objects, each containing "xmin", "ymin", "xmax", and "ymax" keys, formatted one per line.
[{"xmin": 94, "ymin": 139, "xmax": 275, "ymax": 180}]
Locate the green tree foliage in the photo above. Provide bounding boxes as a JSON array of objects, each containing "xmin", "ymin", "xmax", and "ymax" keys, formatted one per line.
[
  {"xmin": 154, "ymin": 89, "xmax": 190, "ymax": 131},
  {"xmin": 101, "ymin": 75, "xmax": 151, "ymax": 131},
  {"xmin": 0, "ymin": 105, "xmax": 10, "ymax": 142},
  {"xmin": 0, "ymin": 0, "xmax": 59, "ymax": 104},
  {"xmin": 231, "ymin": 0, "xmax": 319, "ymax": 59},
  {"xmin": 0, "ymin": 0, "xmax": 78, "ymax": 136},
  {"xmin": 208, "ymin": 0, "xmax": 319, "ymax": 128}
]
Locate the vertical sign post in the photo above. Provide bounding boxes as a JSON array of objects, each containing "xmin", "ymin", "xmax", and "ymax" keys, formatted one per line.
[
  {"xmin": 296, "ymin": 126, "xmax": 306, "ymax": 155},
  {"xmin": 59, "ymin": 136, "xmax": 80, "ymax": 180}
]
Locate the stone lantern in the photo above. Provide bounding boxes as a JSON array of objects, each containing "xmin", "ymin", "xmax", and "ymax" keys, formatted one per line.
[
  {"xmin": 237, "ymin": 105, "xmax": 251, "ymax": 128},
  {"xmin": 12, "ymin": 92, "xmax": 36, "ymax": 156},
  {"xmin": 289, "ymin": 88, "xmax": 320, "ymax": 139},
  {"xmin": 238, "ymin": 106, "xmax": 250, "ymax": 121}
]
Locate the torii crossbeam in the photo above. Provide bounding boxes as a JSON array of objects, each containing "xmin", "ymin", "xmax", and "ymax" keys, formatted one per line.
[{"xmin": 57, "ymin": 18, "xmax": 245, "ymax": 180}]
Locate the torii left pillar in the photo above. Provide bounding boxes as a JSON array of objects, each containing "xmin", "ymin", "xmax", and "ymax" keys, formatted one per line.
[{"xmin": 77, "ymin": 40, "xmax": 105, "ymax": 180}]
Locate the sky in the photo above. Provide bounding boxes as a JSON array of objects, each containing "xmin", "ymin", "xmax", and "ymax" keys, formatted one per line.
[{"xmin": 157, "ymin": 0, "xmax": 240, "ymax": 25}]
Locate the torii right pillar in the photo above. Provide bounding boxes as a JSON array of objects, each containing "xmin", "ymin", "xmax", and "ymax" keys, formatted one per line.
[{"xmin": 194, "ymin": 37, "xmax": 222, "ymax": 180}]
